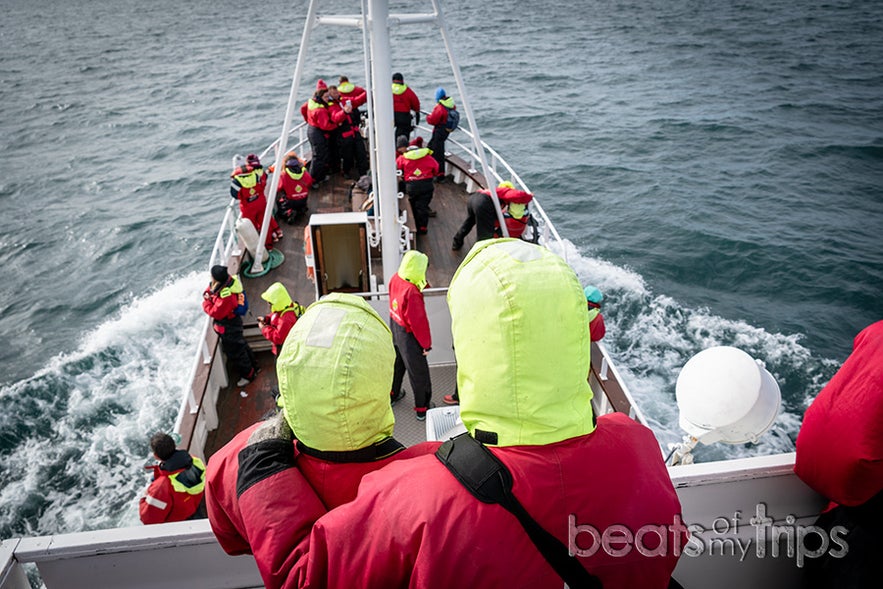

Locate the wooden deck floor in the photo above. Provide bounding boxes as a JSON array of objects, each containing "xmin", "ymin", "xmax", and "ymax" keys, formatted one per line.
[{"xmin": 204, "ymin": 170, "xmax": 476, "ymax": 457}]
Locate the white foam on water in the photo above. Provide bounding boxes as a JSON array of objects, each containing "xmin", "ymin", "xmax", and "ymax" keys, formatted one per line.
[
  {"xmin": 560, "ymin": 238, "xmax": 839, "ymax": 463},
  {"xmin": 0, "ymin": 272, "xmax": 206, "ymax": 537}
]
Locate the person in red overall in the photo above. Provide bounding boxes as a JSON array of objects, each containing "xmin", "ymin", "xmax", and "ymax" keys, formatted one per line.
[
  {"xmin": 204, "ymin": 293, "xmax": 437, "ymax": 582},
  {"xmin": 388, "ymin": 250, "xmax": 432, "ymax": 420},
  {"xmin": 452, "ymin": 181, "xmax": 533, "ymax": 250},
  {"xmin": 333, "ymin": 76, "xmax": 369, "ymax": 179},
  {"xmin": 425, "ymin": 87, "xmax": 456, "ymax": 179},
  {"xmin": 300, "ymin": 80, "xmax": 345, "ymax": 183},
  {"xmin": 584, "ymin": 285, "xmax": 607, "ymax": 341},
  {"xmin": 395, "ymin": 138, "xmax": 439, "ymax": 235},
  {"xmin": 795, "ymin": 320, "xmax": 883, "ymax": 588},
  {"xmin": 230, "ymin": 156, "xmax": 281, "ymax": 248},
  {"xmin": 392, "ymin": 72, "xmax": 420, "ymax": 141},
  {"xmin": 213, "ymin": 239, "xmax": 684, "ymax": 589},
  {"xmin": 139, "ymin": 432, "xmax": 206, "ymax": 525},
  {"xmin": 275, "ymin": 153, "xmax": 313, "ymax": 224},
  {"xmin": 202, "ymin": 265, "xmax": 257, "ymax": 385},
  {"xmin": 256, "ymin": 282, "xmax": 304, "ymax": 356}
]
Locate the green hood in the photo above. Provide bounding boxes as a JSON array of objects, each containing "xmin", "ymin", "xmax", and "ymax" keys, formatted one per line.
[
  {"xmin": 276, "ymin": 293, "xmax": 395, "ymax": 452},
  {"xmin": 447, "ymin": 239, "xmax": 595, "ymax": 447},
  {"xmin": 397, "ymin": 250, "xmax": 428, "ymax": 291},
  {"xmin": 261, "ymin": 282, "xmax": 293, "ymax": 313}
]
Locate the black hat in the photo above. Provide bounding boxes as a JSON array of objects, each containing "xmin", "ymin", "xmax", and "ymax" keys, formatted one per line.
[
  {"xmin": 392, "ymin": 72, "xmax": 404, "ymax": 83},
  {"xmin": 211, "ymin": 265, "xmax": 229, "ymax": 283}
]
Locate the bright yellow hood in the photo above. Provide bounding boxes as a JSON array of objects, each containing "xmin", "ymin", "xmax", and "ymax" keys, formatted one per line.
[
  {"xmin": 447, "ymin": 239, "xmax": 595, "ymax": 447},
  {"xmin": 276, "ymin": 293, "xmax": 395, "ymax": 451},
  {"xmin": 397, "ymin": 250, "xmax": 428, "ymax": 291},
  {"xmin": 261, "ymin": 282, "xmax": 293, "ymax": 313}
]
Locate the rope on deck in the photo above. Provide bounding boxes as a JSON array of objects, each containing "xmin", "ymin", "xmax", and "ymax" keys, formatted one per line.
[{"xmin": 242, "ymin": 249, "xmax": 285, "ymax": 278}]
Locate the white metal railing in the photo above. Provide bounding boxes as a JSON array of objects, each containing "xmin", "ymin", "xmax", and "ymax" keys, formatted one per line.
[{"xmin": 414, "ymin": 121, "xmax": 567, "ymax": 262}]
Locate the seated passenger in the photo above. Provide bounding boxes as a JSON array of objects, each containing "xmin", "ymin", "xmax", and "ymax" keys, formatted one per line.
[
  {"xmin": 275, "ymin": 154, "xmax": 313, "ymax": 224},
  {"xmin": 139, "ymin": 432, "xmax": 206, "ymax": 525},
  {"xmin": 256, "ymin": 282, "xmax": 305, "ymax": 356},
  {"xmin": 222, "ymin": 239, "xmax": 684, "ymax": 588},
  {"xmin": 584, "ymin": 285, "xmax": 606, "ymax": 341},
  {"xmin": 205, "ymin": 293, "xmax": 436, "ymax": 583}
]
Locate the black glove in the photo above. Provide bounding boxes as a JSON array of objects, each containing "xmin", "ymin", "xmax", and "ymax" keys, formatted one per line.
[{"xmin": 414, "ymin": 111, "xmax": 420, "ymax": 126}]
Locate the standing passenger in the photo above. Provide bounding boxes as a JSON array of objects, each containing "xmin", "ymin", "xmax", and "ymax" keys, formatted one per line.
[
  {"xmin": 389, "ymin": 250, "xmax": 432, "ymax": 420},
  {"xmin": 202, "ymin": 265, "xmax": 257, "ymax": 385},
  {"xmin": 452, "ymin": 181, "xmax": 533, "ymax": 250},
  {"xmin": 230, "ymin": 157, "xmax": 281, "ymax": 247},
  {"xmin": 396, "ymin": 138, "xmax": 439, "ymax": 235},
  {"xmin": 302, "ymin": 80, "xmax": 344, "ymax": 183},
  {"xmin": 336, "ymin": 75, "xmax": 370, "ymax": 178},
  {"xmin": 392, "ymin": 72, "xmax": 420, "ymax": 141},
  {"xmin": 426, "ymin": 87, "xmax": 457, "ymax": 180}
]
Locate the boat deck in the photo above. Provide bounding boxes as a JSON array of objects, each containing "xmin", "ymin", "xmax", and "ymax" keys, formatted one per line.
[{"xmin": 204, "ymin": 169, "xmax": 474, "ymax": 457}]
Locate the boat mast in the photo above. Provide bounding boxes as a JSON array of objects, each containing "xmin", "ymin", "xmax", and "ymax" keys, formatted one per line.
[{"xmin": 366, "ymin": 0, "xmax": 402, "ymax": 287}]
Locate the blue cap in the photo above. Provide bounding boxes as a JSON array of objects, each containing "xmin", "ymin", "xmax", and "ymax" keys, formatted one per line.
[
  {"xmin": 435, "ymin": 87, "xmax": 446, "ymax": 102},
  {"xmin": 584, "ymin": 286, "xmax": 603, "ymax": 304}
]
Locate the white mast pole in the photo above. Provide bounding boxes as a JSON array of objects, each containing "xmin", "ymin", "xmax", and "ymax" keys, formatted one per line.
[
  {"xmin": 252, "ymin": 0, "xmax": 320, "ymax": 273},
  {"xmin": 367, "ymin": 0, "xmax": 403, "ymax": 286}
]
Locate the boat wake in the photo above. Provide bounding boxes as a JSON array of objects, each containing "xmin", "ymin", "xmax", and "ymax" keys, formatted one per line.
[
  {"xmin": 0, "ymin": 272, "xmax": 205, "ymax": 539},
  {"xmin": 564, "ymin": 239, "xmax": 840, "ymax": 463}
]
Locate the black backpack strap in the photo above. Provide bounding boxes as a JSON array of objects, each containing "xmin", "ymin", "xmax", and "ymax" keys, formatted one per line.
[{"xmin": 436, "ymin": 433, "xmax": 602, "ymax": 589}]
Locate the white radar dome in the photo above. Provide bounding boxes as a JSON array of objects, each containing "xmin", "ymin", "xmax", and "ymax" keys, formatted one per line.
[{"xmin": 675, "ymin": 346, "xmax": 781, "ymax": 445}]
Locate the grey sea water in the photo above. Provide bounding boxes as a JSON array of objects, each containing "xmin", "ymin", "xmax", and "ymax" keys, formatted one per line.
[{"xmin": 1, "ymin": 0, "xmax": 881, "ymax": 539}]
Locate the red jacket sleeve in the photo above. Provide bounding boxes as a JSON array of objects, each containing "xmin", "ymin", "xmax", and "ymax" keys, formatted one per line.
[
  {"xmin": 349, "ymin": 86, "xmax": 367, "ymax": 108},
  {"xmin": 202, "ymin": 289, "xmax": 237, "ymax": 321},
  {"xmin": 300, "ymin": 102, "xmax": 309, "ymax": 123},
  {"xmin": 403, "ymin": 287, "xmax": 432, "ymax": 350},
  {"xmin": 425, "ymin": 103, "xmax": 446, "ymax": 127},
  {"xmin": 139, "ymin": 475, "xmax": 173, "ymax": 525}
]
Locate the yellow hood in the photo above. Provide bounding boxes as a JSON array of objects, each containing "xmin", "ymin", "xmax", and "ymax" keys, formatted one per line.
[
  {"xmin": 276, "ymin": 293, "xmax": 395, "ymax": 451},
  {"xmin": 447, "ymin": 239, "xmax": 595, "ymax": 447},
  {"xmin": 261, "ymin": 282, "xmax": 293, "ymax": 313},
  {"xmin": 397, "ymin": 250, "xmax": 428, "ymax": 291}
]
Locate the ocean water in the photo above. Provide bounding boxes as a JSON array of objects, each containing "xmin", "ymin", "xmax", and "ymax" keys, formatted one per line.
[{"xmin": 1, "ymin": 0, "xmax": 881, "ymax": 539}]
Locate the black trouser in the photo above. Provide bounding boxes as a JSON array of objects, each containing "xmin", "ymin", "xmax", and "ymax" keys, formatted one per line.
[
  {"xmin": 406, "ymin": 179, "xmax": 434, "ymax": 232},
  {"xmin": 454, "ymin": 193, "xmax": 498, "ymax": 243},
  {"xmin": 217, "ymin": 320, "xmax": 256, "ymax": 380},
  {"xmin": 391, "ymin": 321, "xmax": 431, "ymax": 410},
  {"xmin": 307, "ymin": 126, "xmax": 330, "ymax": 182},
  {"xmin": 427, "ymin": 127, "xmax": 447, "ymax": 176},
  {"xmin": 394, "ymin": 111, "xmax": 413, "ymax": 141},
  {"xmin": 340, "ymin": 133, "xmax": 370, "ymax": 178},
  {"xmin": 277, "ymin": 196, "xmax": 308, "ymax": 224}
]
